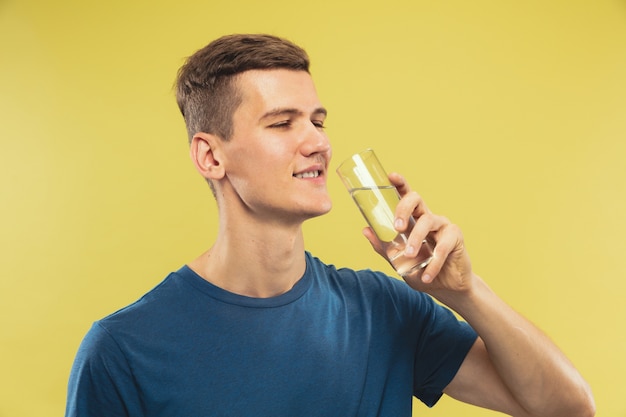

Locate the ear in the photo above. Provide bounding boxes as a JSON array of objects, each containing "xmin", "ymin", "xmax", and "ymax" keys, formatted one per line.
[{"xmin": 190, "ymin": 132, "xmax": 225, "ymax": 181}]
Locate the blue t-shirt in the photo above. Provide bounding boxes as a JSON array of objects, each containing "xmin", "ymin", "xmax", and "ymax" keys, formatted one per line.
[{"xmin": 66, "ymin": 252, "xmax": 477, "ymax": 417}]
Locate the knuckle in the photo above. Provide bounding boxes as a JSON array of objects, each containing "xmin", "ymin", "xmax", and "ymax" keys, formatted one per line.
[{"xmin": 408, "ymin": 190, "xmax": 422, "ymax": 202}]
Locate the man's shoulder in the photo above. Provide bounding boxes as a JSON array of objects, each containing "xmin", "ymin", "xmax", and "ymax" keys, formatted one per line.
[
  {"xmin": 305, "ymin": 252, "xmax": 421, "ymax": 301},
  {"xmin": 96, "ymin": 268, "xmax": 190, "ymax": 332}
]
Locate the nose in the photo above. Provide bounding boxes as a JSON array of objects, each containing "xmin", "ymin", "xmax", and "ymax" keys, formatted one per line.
[{"xmin": 300, "ymin": 124, "xmax": 331, "ymax": 157}]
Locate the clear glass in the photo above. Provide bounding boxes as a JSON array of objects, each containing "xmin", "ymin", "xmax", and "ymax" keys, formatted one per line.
[{"xmin": 336, "ymin": 149, "xmax": 433, "ymax": 276}]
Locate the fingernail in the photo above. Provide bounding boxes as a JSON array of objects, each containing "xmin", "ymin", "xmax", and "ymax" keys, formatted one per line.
[
  {"xmin": 422, "ymin": 274, "xmax": 432, "ymax": 283},
  {"xmin": 404, "ymin": 244, "xmax": 415, "ymax": 256},
  {"xmin": 394, "ymin": 218, "xmax": 403, "ymax": 229}
]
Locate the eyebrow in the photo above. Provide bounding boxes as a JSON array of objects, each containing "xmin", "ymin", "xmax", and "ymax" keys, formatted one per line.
[{"xmin": 260, "ymin": 107, "xmax": 327, "ymax": 121}]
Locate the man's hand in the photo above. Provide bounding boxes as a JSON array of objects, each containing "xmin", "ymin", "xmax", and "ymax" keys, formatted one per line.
[
  {"xmin": 362, "ymin": 172, "xmax": 473, "ymax": 298},
  {"xmin": 364, "ymin": 172, "xmax": 595, "ymax": 417}
]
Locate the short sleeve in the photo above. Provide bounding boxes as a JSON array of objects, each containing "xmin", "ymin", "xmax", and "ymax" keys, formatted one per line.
[
  {"xmin": 65, "ymin": 323, "xmax": 143, "ymax": 417},
  {"xmin": 413, "ymin": 301, "xmax": 477, "ymax": 407}
]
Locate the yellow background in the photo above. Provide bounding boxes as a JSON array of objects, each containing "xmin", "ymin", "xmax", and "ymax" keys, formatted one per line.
[{"xmin": 1, "ymin": 0, "xmax": 625, "ymax": 415}]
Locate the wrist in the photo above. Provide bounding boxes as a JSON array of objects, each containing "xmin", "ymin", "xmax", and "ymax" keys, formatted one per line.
[{"xmin": 430, "ymin": 273, "xmax": 495, "ymax": 321}]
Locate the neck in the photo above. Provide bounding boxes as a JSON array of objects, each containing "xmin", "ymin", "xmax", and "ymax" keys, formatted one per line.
[{"xmin": 189, "ymin": 216, "xmax": 307, "ymax": 298}]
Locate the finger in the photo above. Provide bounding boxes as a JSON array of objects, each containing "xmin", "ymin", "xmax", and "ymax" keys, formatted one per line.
[
  {"xmin": 404, "ymin": 213, "xmax": 447, "ymax": 258},
  {"xmin": 388, "ymin": 173, "xmax": 431, "ymax": 233},
  {"xmin": 362, "ymin": 227, "xmax": 385, "ymax": 257},
  {"xmin": 395, "ymin": 191, "xmax": 431, "ymax": 234},
  {"xmin": 388, "ymin": 172, "xmax": 411, "ymax": 196},
  {"xmin": 421, "ymin": 223, "xmax": 459, "ymax": 283}
]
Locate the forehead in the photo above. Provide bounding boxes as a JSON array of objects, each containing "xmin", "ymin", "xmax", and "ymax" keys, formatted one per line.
[{"xmin": 234, "ymin": 69, "xmax": 322, "ymax": 115}]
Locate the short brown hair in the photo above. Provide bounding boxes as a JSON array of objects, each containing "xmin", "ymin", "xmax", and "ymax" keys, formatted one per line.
[{"xmin": 175, "ymin": 34, "xmax": 310, "ymax": 143}]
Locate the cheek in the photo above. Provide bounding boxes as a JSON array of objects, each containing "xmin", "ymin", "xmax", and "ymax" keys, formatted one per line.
[
  {"xmin": 223, "ymin": 134, "xmax": 295, "ymax": 186},
  {"xmin": 224, "ymin": 142, "xmax": 262, "ymax": 177},
  {"xmin": 226, "ymin": 154, "xmax": 283, "ymax": 197}
]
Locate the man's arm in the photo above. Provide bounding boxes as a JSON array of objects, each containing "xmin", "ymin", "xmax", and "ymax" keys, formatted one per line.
[
  {"xmin": 441, "ymin": 276, "xmax": 595, "ymax": 417},
  {"xmin": 363, "ymin": 173, "xmax": 595, "ymax": 417}
]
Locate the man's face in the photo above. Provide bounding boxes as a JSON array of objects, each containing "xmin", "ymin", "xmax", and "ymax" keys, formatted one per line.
[{"xmin": 219, "ymin": 69, "xmax": 332, "ymax": 223}]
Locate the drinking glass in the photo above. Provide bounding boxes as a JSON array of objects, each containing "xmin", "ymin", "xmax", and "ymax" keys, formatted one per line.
[{"xmin": 336, "ymin": 149, "xmax": 433, "ymax": 276}]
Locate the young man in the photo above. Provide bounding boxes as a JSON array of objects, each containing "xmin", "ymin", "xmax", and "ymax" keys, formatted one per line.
[{"xmin": 66, "ymin": 34, "xmax": 595, "ymax": 416}]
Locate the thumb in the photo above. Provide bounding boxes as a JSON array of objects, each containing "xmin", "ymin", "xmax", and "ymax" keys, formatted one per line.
[{"xmin": 362, "ymin": 227, "xmax": 386, "ymax": 257}]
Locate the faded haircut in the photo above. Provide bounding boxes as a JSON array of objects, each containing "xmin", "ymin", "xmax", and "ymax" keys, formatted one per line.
[{"xmin": 175, "ymin": 34, "xmax": 310, "ymax": 143}]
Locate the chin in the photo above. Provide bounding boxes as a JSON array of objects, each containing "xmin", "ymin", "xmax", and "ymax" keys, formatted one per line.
[
  {"xmin": 303, "ymin": 201, "xmax": 332, "ymax": 219},
  {"xmin": 317, "ymin": 198, "xmax": 333, "ymax": 215}
]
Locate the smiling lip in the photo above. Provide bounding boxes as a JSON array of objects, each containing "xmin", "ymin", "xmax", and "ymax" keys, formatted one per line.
[
  {"xmin": 293, "ymin": 165, "xmax": 325, "ymax": 179},
  {"xmin": 294, "ymin": 170, "xmax": 321, "ymax": 179}
]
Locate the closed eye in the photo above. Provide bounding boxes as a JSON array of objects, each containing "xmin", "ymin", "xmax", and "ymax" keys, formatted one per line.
[
  {"xmin": 262, "ymin": 107, "xmax": 328, "ymax": 130},
  {"xmin": 312, "ymin": 120, "xmax": 326, "ymax": 129},
  {"xmin": 269, "ymin": 120, "xmax": 292, "ymax": 129}
]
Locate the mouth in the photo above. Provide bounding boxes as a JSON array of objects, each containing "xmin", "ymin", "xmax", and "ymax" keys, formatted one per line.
[{"xmin": 293, "ymin": 170, "xmax": 322, "ymax": 179}]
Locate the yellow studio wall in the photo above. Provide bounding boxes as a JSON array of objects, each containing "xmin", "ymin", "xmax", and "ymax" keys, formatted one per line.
[{"xmin": 1, "ymin": 0, "xmax": 624, "ymax": 415}]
